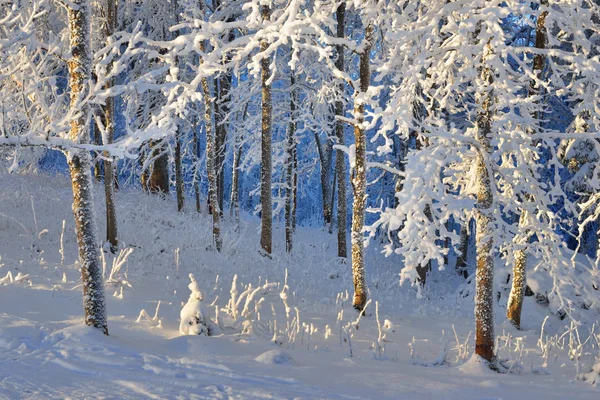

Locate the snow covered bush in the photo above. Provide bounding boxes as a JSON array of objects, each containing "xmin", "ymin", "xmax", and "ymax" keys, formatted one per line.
[{"xmin": 179, "ymin": 274, "xmax": 209, "ymax": 336}]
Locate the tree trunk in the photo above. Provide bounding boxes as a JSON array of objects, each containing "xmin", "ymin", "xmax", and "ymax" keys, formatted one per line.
[
  {"xmin": 194, "ymin": 125, "xmax": 201, "ymax": 213},
  {"xmin": 314, "ymin": 131, "xmax": 333, "ymax": 226},
  {"xmin": 285, "ymin": 75, "xmax": 297, "ymax": 252},
  {"xmin": 292, "ymin": 143, "xmax": 298, "ymax": 231},
  {"xmin": 148, "ymin": 141, "xmax": 170, "ymax": 194},
  {"xmin": 67, "ymin": 0, "xmax": 108, "ymax": 335},
  {"xmin": 260, "ymin": 4, "xmax": 273, "ymax": 255},
  {"xmin": 335, "ymin": 2, "xmax": 347, "ymax": 258},
  {"xmin": 507, "ymin": 244, "xmax": 527, "ymax": 329},
  {"xmin": 456, "ymin": 222, "xmax": 470, "ymax": 278},
  {"xmin": 474, "ymin": 38, "xmax": 496, "ymax": 364},
  {"xmin": 350, "ymin": 23, "xmax": 372, "ymax": 312},
  {"xmin": 175, "ymin": 136, "xmax": 184, "ymax": 211},
  {"xmin": 198, "ymin": 38, "xmax": 222, "ymax": 251},
  {"xmin": 102, "ymin": 0, "xmax": 118, "ymax": 251},
  {"xmin": 508, "ymin": 0, "xmax": 548, "ymax": 329},
  {"xmin": 230, "ymin": 103, "xmax": 248, "ymax": 226}
]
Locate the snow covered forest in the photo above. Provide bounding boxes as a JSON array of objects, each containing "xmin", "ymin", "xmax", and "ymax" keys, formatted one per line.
[{"xmin": 1, "ymin": 0, "xmax": 600, "ymax": 398}]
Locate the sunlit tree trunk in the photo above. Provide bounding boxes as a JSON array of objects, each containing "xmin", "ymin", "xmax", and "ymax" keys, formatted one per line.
[
  {"xmin": 67, "ymin": 0, "xmax": 108, "ymax": 335},
  {"xmin": 350, "ymin": 22, "xmax": 372, "ymax": 312},
  {"xmin": 474, "ymin": 38, "xmax": 496, "ymax": 364},
  {"xmin": 507, "ymin": 0, "xmax": 548, "ymax": 329}
]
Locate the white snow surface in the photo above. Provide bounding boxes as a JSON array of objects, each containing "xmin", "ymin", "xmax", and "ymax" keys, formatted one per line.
[{"xmin": 0, "ymin": 173, "xmax": 598, "ymax": 399}]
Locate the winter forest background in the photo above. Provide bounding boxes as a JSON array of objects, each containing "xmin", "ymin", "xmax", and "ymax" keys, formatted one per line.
[{"xmin": 1, "ymin": 0, "xmax": 600, "ymax": 398}]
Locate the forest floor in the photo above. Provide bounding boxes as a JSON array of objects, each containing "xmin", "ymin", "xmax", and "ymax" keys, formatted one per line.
[{"xmin": 0, "ymin": 172, "xmax": 598, "ymax": 399}]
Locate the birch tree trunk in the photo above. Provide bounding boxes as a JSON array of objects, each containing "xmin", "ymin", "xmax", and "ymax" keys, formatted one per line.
[
  {"xmin": 198, "ymin": 70, "xmax": 221, "ymax": 251},
  {"xmin": 335, "ymin": 2, "xmax": 347, "ymax": 258},
  {"xmin": 67, "ymin": 0, "xmax": 108, "ymax": 335},
  {"xmin": 350, "ymin": 22, "xmax": 372, "ymax": 312},
  {"xmin": 260, "ymin": 4, "xmax": 273, "ymax": 255},
  {"xmin": 507, "ymin": 0, "xmax": 548, "ymax": 329},
  {"xmin": 474, "ymin": 38, "xmax": 496, "ymax": 364}
]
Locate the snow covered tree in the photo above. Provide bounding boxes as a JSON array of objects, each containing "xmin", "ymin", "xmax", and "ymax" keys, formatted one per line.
[
  {"xmin": 349, "ymin": 8, "xmax": 375, "ymax": 312},
  {"xmin": 67, "ymin": 0, "xmax": 108, "ymax": 335}
]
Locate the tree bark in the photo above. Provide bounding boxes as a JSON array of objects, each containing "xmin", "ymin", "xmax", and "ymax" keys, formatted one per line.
[
  {"xmin": 508, "ymin": 0, "xmax": 548, "ymax": 329},
  {"xmin": 350, "ymin": 22, "xmax": 372, "ymax": 312},
  {"xmin": 103, "ymin": 0, "xmax": 118, "ymax": 251},
  {"xmin": 148, "ymin": 141, "xmax": 170, "ymax": 194},
  {"xmin": 260, "ymin": 4, "xmax": 273, "ymax": 255},
  {"xmin": 230, "ymin": 103, "xmax": 248, "ymax": 226},
  {"xmin": 335, "ymin": 2, "xmax": 347, "ymax": 258},
  {"xmin": 456, "ymin": 222, "xmax": 470, "ymax": 278},
  {"xmin": 314, "ymin": 131, "xmax": 333, "ymax": 226},
  {"xmin": 285, "ymin": 75, "xmax": 297, "ymax": 252},
  {"xmin": 67, "ymin": 0, "xmax": 108, "ymax": 335},
  {"xmin": 474, "ymin": 38, "xmax": 496, "ymax": 364}
]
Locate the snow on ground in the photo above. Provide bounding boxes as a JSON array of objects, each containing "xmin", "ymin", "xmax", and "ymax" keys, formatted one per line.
[{"xmin": 0, "ymin": 173, "xmax": 598, "ymax": 399}]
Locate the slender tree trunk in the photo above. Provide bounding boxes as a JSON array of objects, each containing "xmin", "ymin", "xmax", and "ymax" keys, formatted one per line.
[
  {"xmin": 102, "ymin": 0, "xmax": 118, "ymax": 251},
  {"xmin": 507, "ymin": 213, "xmax": 528, "ymax": 329},
  {"xmin": 67, "ymin": 0, "xmax": 108, "ymax": 335},
  {"xmin": 507, "ymin": 0, "xmax": 548, "ymax": 329},
  {"xmin": 194, "ymin": 126, "xmax": 201, "ymax": 213},
  {"xmin": 197, "ymin": 40, "xmax": 222, "ymax": 251},
  {"xmin": 93, "ymin": 122, "xmax": 102, "ymax": 181},
  {"xmin": 285, "ymin": 75, "xmax": 297, "ymax": 252},
  {"xmin": 456, "ymin": 222, "xmax": 470, "ymax": 278},
  {"xmin": 230, "ymin": 103, "xmax": 248, "ymax": 226},
  {"xmin": 292, "ymin": 144, "xmax": 298, "ymax": 231},
  {"xmin": 260, "ymin": 4, "xmax": 273, "ymax": 255},
  {"xmin": 175, "ymin": 135, "xmax": 184, "ymax": 211},
  {"xmin": 474, "ymin": 38, "xmax": 496, "ymax": 364},
  {"xmin": 335, "ymin": 2, "xmax": 347, "ymax": 258},
  {"xmin": 350, "ymin": 23, "xmax": 372, "ymax": 312},
  {"xmin": 329, "ymin": 168, "xmax": 336, "ymax": 235},
  {"xmin": 314, "ymin": 131, "xmax": 333, "ymax": 226},
  {"xmin": 148, "ymin": 141, "xmax": 170, "ymax": 193},
  {"xmin": 231, "ymin": 141, "xmax": 242, "ymax": 222}
]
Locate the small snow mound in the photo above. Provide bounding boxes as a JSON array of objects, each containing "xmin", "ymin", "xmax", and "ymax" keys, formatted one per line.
[
  {"xmin": 46, "ymin": 324, "xmax": 109, "ymax": 346},
  {"xmin": 255, "ymin": 349, "xmax": 294, "ymax": 365},
  {"xmin": 458, "ymin": 354, "xmax": 497, "ymax": 376},
  {"xmin": 578, "ymin": 361, "xmax": 600, "ymax": 385}
]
